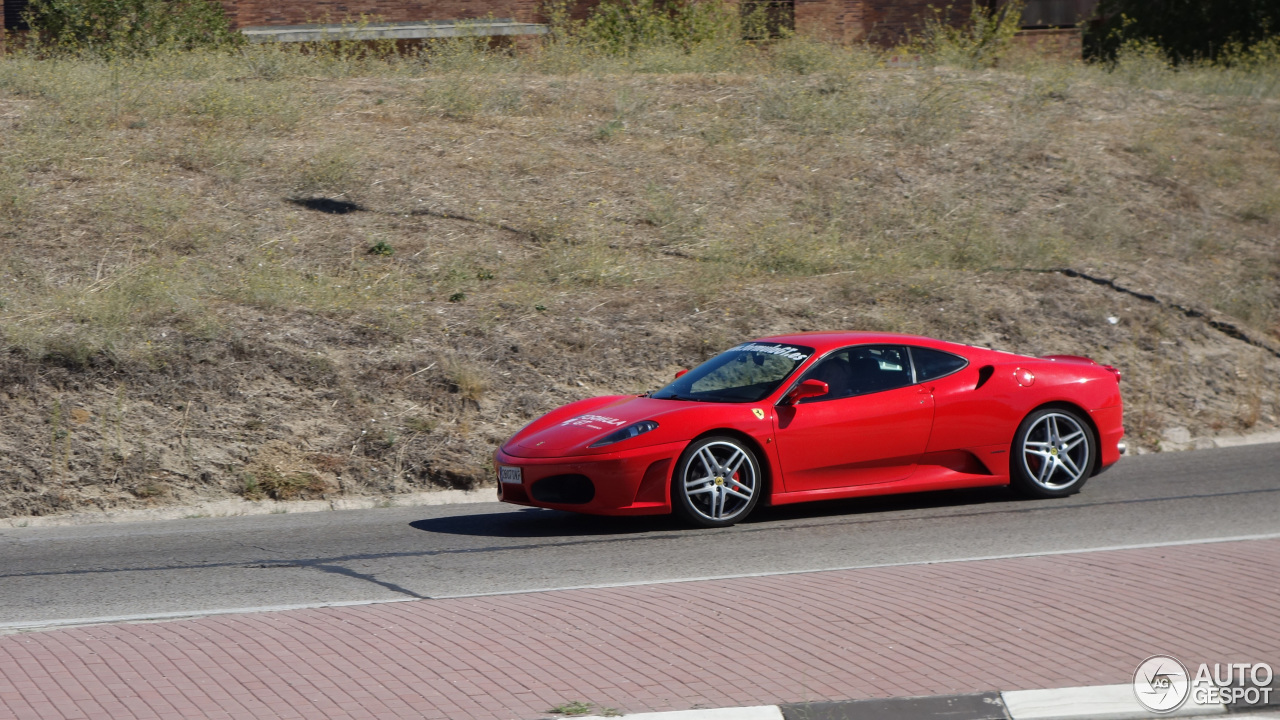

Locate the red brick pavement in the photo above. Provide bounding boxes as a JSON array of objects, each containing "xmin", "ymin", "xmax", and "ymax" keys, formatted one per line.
[{"xmin": 2, "ymin": 539, "xmax": 1278, "ymax": 719}]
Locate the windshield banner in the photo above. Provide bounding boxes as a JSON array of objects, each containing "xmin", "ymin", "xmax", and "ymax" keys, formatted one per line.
[{"xmin": 729, "ymin": 343, "xmax": 810, "ymax": 362}]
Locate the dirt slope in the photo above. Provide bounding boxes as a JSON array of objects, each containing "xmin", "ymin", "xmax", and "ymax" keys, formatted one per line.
[{"xmin": 1, "ymin": 45, "xmax": 1277, "ymax": 517}]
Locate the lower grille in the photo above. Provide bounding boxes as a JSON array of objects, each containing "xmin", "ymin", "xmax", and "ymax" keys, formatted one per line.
[{"xmin": 530, "ymin": 474, "xmax": 595, "ymax": 505}]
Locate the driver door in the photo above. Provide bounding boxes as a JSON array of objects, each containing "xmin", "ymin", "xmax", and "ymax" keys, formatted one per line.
[{"xmin": 773, "ymin": 345, "xmax": 935, "ymax": 491}]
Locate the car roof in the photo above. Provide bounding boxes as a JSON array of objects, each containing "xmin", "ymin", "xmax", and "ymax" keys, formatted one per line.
[{"xmin": 751, "ymin": 331, "xmax": 977, "ymax": 356}]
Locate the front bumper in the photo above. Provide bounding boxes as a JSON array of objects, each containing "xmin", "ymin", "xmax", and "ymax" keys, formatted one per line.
[{"xmin": 493, "ymin": 440, "xmax": 686, "ymax": 516}]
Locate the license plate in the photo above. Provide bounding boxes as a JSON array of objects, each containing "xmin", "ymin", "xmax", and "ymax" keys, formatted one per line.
[{"xmin": 499, "ymin": 466, "xmax": 522, "ymax": 485}]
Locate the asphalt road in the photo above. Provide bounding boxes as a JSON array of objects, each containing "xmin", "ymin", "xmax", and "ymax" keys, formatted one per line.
[{"xmin": 1, "ymin": 443, "xmax": 1278, "ymax": 630}]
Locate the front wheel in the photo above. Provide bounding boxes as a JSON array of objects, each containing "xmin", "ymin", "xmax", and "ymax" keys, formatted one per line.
[
  {"xmin": 672, "ymin": 436, "xmax": 762, "ymax": 528},
  {"xmin": 1011, "ymin": 407, "xmax": 1095, "ymax": 498}
]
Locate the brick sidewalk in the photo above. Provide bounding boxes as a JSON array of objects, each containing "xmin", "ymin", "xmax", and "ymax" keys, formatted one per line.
[{"xmin": 2, "ymin": 539, "xmax": 1278, "ymax": 720}]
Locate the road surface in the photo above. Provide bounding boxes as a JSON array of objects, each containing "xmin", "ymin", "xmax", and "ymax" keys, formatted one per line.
[{"xmin": 2, "ymin": 442, "xmax": 1277, "ymax": 629}]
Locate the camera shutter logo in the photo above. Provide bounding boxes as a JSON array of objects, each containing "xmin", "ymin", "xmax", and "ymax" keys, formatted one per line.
[{"xmin": 1134, "ymin": 655, "xmax": 1191, "ymax": 713}]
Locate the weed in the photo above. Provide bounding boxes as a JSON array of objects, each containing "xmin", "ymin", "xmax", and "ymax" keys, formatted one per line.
[
  {"xmin": 546, "ymin": 701, "xmax": 596, "ymax": 716},
  {"xmin": 132, "ymin": 481, "xmax": 167, "ymax": 498},
  {"xmin": 444, "ymin": 359, "xmax": 490, "ymax": 403},
  {"xmin": 368, "ymin": 241, "xmax": 395, "ymax": 257},
  {"xmin": 239, "ymin": 473, "xmax": 264, "ymax": 500},
  {"xmin": 595, "ymin": 118, "xmax": 626, "ymax": 141},
  {"xmin": 294, "ymin": 150, "xmax": 357, "ymax": 194},
  {"xmin": 240, "ymin": 469, "xmax": 328, "ymax": 501},
  {"xmin": 405, "ymin": 417, "xmax": 438, "ymax": 434}
]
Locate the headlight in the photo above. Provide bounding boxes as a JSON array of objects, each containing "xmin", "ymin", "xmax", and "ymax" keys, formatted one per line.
[{"xmin": 589, "ymin": 421, "xmax": 659, "ymax": 448}]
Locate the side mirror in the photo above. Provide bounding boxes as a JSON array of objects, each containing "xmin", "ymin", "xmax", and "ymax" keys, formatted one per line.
[
  {"xmin": 674, "ymin": 369, "xmax": 689, "ymax": 379},
  {"xmin": 783, "ymin": 379, "xmax": 828, "ymax": 405}
]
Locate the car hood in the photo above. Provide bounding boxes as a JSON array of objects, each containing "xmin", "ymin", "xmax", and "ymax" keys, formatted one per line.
[{"xmin": 513, "ymin": 396, "xmax": 694, "ymax": 453}]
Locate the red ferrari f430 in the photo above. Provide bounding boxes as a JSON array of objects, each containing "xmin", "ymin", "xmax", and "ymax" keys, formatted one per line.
[{"xmin": 495, "ymin": 332, "xmax": 1124, "ymax": 527}]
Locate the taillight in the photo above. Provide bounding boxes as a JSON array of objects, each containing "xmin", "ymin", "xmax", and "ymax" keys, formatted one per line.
[{"xmin": 1104, "ymin": 365, "xmax": 1122, "ymax": 382}]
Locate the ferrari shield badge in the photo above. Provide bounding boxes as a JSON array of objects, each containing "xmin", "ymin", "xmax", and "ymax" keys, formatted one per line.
[{"xmin": 752, "ymin": 408, "xmax": 765, "ymax": 420}]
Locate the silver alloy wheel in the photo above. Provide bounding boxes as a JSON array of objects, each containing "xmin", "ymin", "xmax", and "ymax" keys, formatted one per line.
[
  {"xmin": 1020, "ymin": 411, "xmax": 1091, "ymax": 490},
  {"xmin": 681, "ymin": 440, "xmax": 757, "ymax": 522}
]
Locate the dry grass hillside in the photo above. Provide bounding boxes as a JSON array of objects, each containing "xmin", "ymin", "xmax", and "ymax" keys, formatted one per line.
[{"xmin": 1, "ymin": 37, "xmax": 1278, "ymax": 517}]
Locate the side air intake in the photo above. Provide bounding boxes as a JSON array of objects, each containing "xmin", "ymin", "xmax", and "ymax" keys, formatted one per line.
[{"xmin": 975, "ymin": 365, "xmax": 995, "ymax": 389}]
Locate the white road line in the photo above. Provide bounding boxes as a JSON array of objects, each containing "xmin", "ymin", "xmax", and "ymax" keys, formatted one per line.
[
  {"xmin": 577, "ymin": 708, "xmax": 784, "ymax": 720},
  {"xmin": 5, "ymin": 532, "xmax": 1279, "ymax": 632},
  {"xmin": 0, "ymin": 598, "xmax": 417, "ymax": 633}
]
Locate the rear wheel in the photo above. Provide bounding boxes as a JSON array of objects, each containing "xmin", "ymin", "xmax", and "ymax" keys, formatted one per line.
[
  {"xmin": 672, "ymin": 436, "xmax": 761, "ymax": 528},
  {"xmin": 1011, "ymin": 407, "xmax": 1095, "ymax": 498}
]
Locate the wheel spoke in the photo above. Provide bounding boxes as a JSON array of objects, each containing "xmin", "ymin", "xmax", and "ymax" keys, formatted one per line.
[
  {"xmin": 697, "ymin": 447, "xmax": 718, "ymax": 475},
  {"xmin": 724, "ymin": 449, "xmax": 747, "ymax": 475},
  {"xmin": 1025, "ymin": 449, "xmax": 1053, "ymax": 460},
  {"xmin": 1025, "ymin": 440, "xmax": 1052, "ymax": 449},
  {"xmin": 1048, "ymin": 415, "xmax": 1059, "ymax": 442},
  {"xmin": 1059, "ymin": 452, "xmax": 1083, "ymax": 479},
  {"xmin": 1037, "ymin": 456, "xmax": 1055, "ymax": 483},
  {"xmin": 724, "ymin": 487, "xmax": 752, "ymax": 502}
]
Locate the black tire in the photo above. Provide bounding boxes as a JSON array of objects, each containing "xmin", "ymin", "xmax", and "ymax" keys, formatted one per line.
[
  {"xmin": 671, "ymin": 436, "xmax": 762, "ymax": 528},
  {"xmin": 1011, "ymin": 407, "xmax": 1096, "ymax": 498}
]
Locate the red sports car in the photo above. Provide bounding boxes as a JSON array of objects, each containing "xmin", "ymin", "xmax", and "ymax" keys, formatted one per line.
[{"xmin": 494, "ymin": 332, "xmax": 1124, "ymax": 527}]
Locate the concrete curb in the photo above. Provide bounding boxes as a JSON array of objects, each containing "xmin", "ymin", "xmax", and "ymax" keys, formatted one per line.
[
  {"xmin": 568, "ymin": 684, "xmax": 1280, "ymax": 720},
  {"xmin": 0, "ymin": 487, "xmax": 495, "ymax": 529}
]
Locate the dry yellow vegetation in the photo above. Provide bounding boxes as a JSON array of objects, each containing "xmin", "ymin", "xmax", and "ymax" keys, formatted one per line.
[{"xmin": 0, "ymin": 37, "xmax": 1277, "ymax": 517}]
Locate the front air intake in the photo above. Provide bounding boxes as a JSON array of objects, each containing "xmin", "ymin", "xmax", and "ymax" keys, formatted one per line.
[{"xmin": 530, "ymin": 474, "xmax": 595, "ymax": 504}]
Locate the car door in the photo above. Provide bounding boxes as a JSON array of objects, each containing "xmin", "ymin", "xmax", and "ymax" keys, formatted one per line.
[{"xmin": 773, "ymin": 345, "xmax": 935, "ymax": 492}]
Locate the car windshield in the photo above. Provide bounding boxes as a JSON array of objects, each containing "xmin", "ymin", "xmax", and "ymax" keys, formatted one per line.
[{"xmin": 651, "ymin": 342, "xmax": 814, "ymax": 403}]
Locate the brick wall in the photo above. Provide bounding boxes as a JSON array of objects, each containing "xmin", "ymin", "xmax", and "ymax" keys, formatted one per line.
[
  {"xmin": 794, "ymin": 0, "xmax": 865, "ymax": 43},
  {"xmin": 861, "ymin": 0, "xmax": 958, "ymax": 45}
]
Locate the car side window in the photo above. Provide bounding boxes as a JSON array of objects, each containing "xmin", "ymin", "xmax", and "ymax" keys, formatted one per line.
[
  {"xmin": 910, "ymin": 347, "xmax": 968, "ymax": 382},
  {"xmin": 798, "ymin": 345, "xmax": 914, "ymax": 403}
]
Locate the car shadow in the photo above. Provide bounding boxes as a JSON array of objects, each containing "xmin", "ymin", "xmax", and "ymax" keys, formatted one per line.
[
  {"xmin": 409, "ymin": 485, "xmax": 1021, "ymax": 539},
  {"xmin": 408, "ymin": 508, "xmax": 687, "ymax": 539}
]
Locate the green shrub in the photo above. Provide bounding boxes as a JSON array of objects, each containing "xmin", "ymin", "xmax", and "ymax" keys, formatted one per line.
[
  {"xmin": 1088, "ymin": 0, "xmax": 1280, "ymax": 65},
  {"xmin": 579, "ymin": 0, "xmax": 738, "ymax": 54},
  {"xmin": 24, "ymin": 0, "xmax": 242, "ymax": 56},
  {"xmin": 905, "ymin": 1, "xmax": 1024, "ymax": 68}
]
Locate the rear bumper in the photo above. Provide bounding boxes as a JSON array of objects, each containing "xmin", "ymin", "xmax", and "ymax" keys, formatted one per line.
[
  {"xmin": 493, "ymin": 441, "xmax": 685, "ymax": 516},
  {"xmin": 1091, "ymin": 405, "xmax": 1125, "ymax": 472}
]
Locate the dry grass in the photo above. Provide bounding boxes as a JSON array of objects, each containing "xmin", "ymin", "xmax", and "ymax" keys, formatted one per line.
[{"xmin": 0, "ymin": 37, "xmax": 1278, "ymax": 516}]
